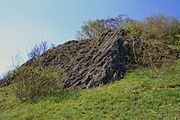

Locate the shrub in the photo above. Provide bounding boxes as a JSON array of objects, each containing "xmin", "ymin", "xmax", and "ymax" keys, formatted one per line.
[
  {"xmin": 125, "ymin": 22, "xmax": 144, "ymax": 39},
  {"xmin": 124, "ymin": 15, "xmax": 180, "ymax": 68},
  {"xmin": 10, "ymin": 66, "xmax": 63, "ymax": 102},
  {"xmin": 169, "ymin": 20, "xmax": 180, "ymax": 45},
  {"xmin": 142, "ymin": 14, "xmax": 180, "ymax": 45}
]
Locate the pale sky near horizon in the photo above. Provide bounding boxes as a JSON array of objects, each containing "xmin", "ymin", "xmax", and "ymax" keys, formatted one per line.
[{"xmin": 0, "ymin": 0, "xmax": 180, "ymax": 74}]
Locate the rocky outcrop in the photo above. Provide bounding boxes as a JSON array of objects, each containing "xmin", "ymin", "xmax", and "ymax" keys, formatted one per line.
[
  {"xmin": 28, "ymin": 29, "xmax": 129, "ymax": 88},
  {"xmin": 0, "ymin": 29, "xmax": 179, "ymax": 88}
]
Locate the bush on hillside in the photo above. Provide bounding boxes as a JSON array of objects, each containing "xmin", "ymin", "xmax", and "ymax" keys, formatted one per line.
[
  {"xmin": 142, "ymin": 15, "xmax": 180, "ymax": 45},
  {"xmin": 124, "ymin": 15, "xmax": 180, "ymax": 68},
  {"xmin": 10, "ymin": 66, "xmax": 63, "ymax": 102},
  {"xmin": 125, "ymin": 14, "xmax": 180, "ymax": 45},
  {"xmin": 125, "ymin": 22, "xmax": 144, "ymax": 39}
]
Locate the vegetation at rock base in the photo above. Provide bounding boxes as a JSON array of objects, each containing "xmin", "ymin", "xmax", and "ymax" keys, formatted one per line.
[
  {"xmin": 10, "ymin": 66, "xmax": 63, "ymax": 102},
  {"xmin": 0, "ymin": 61, "xmax": 180, "ymax": 120}
]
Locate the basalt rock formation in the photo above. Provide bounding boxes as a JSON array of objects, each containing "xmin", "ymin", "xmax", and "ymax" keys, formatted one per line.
[
  {"xmin": 0, "ymin": 29, "xmax": 179, "ymax": 88},
  {"xmin": 27, "ymin": 30, "xmax": 129, "ymax": 89}
]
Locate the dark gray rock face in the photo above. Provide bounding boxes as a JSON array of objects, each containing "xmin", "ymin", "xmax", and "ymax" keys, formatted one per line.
[{"xmin": 33, "ymin": 30, "xmax": 128, "ymax": 88}]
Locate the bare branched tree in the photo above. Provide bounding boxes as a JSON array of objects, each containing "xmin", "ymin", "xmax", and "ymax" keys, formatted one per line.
[
  {"xmin": 27, "ymin": 41, "xmax": 48, "ymax": 59},
  {"xmin": 11, "ymin": 53, "xmax": 23, "ymax": 69}
]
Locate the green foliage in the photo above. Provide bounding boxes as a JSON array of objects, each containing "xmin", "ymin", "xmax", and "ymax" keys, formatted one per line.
[
  {"xmin": 124, "ymin": 14, "xmax": 180, "ymax": 45},
  {"xmin": 124, "ymin": 14, "xmax": 180, "ymax": 68},
  {"xmin": 1, "ymin": 61, "xmax": 180, "ymax": 119},
  {"xmin": 142, "ymin": 14, "xmax": 180, "ymax": 45},
  {"xmin": 142, "ymin": 15, "xmax": 169, "ymax": 41},
  {"xmin": 76, "ymin": 20, "xmax": 108, "ymax": 39},
  {"xmin": 125, "ymin": 22, "xmax": 144, "ymax": 39},
  {"xmin": 0, "ymin": 87, "xmax": 18, "ymax": 112},
  {"xmin": 10, "ymin": 66, "xmax": 63, "ymax": 102},
  {"xmin": 134, "ymin": 42, "xmax": 177, "ymax": 68},
  {"xmin": 167, "ymin": 17, "xmax": 180, "ymax": 45},
  {"xmin": 77, "ymin": 14, "xmax": 134, "ymax": 39}
]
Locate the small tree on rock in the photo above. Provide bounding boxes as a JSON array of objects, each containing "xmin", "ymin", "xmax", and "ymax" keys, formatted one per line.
[{"xmin": 76, "ymin": 15, "xmax": 134, "ymax": 40}]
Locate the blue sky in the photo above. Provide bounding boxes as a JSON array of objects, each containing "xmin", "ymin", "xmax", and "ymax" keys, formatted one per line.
[{"xmin": 0, "ymin": 0, "xmax": 180, "ymax": 74}]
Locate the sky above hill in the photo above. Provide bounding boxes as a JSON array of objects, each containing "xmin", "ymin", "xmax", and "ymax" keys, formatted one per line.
[{"xmin": 0, "ymin": 0, "xmax": 180, "ymax": 74}]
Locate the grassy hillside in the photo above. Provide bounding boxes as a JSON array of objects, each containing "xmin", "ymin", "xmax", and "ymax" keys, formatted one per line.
[{"xmin": 0, "ymin": 62, "xmax": 180, "ymax": 120}]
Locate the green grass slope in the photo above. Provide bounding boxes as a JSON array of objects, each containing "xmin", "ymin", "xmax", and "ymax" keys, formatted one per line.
[{"xmin": 0, "ymin": 62, "xmax": 180, "ymax": 120}]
